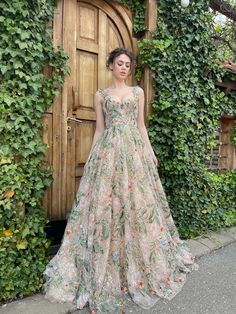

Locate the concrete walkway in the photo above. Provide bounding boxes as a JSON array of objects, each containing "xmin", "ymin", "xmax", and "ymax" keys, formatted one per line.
[{"xmin": 1, "ymin": 226, "xmax": 236, "ymax": 314}]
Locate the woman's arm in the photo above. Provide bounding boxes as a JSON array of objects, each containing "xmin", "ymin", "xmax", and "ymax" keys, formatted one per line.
[
  {"xmin": 89, "ymin": 91, "xmax": 106, "ymax": 154},
  {"xmin": 136, "ymin": 87, "xmax": 158, "ymax": 167}
]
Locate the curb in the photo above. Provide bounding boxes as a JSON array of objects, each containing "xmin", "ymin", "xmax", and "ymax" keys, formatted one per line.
[
  {"xmin": 1, "ymin": 226, "xmax": 236, "ymax": 314},
  {"xmin": 186, "ymin": 226, "xmax": 236, "ymax": 259}
]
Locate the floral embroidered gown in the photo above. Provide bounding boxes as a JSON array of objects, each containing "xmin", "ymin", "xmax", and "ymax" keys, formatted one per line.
[{"xmin": 43, "ymin": 86, "xmax": 198, "ymax": 312}]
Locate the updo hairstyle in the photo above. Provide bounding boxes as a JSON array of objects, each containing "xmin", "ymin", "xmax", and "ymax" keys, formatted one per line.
[{"xmin": 106, "ymin": 47, "xmax": 134, "ymax": 69}]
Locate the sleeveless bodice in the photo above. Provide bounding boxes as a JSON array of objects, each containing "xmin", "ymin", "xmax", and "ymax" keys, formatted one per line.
[{"xmin": 98, "ymin": 87, "xmax": 140, "ymax": 130}]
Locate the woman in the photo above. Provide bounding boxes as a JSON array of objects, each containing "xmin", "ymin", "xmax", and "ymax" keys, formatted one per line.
[{"xmin": 43, "ymin": 47, "xmax": 198, "ymax": 313}]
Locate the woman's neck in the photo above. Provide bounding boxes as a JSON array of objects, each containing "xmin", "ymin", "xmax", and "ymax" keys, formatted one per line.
[{"xmin": 109, "ymin": 79, "xmax": 128, "ymax": 89}]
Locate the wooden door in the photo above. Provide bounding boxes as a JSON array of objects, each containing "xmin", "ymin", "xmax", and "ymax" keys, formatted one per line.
[{"xmin": 43, "ymin": 0, "xmax": 136, "ymax": 220}]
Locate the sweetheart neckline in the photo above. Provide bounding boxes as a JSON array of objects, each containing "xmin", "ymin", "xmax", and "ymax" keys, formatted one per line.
[
  {"xmin": 101, "ymin": 86, "xmax": 138, "ymax": 104},
  {"xmin": 104, "ymin": 94, "xmax": 136, "ymax": 104}
]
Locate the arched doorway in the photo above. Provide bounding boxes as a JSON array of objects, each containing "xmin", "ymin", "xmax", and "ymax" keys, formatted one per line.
[{"xmin": 42, "ymin": 0, "xmax": 137, "ymax": 222}]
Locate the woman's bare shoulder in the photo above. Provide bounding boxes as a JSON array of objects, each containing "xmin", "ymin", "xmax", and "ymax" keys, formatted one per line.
[{"xmin": 133, "ymin": 85, "xmax": 144, "ymax": 96}]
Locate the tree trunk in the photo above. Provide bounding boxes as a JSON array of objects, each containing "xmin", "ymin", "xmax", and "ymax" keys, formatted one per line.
[{"xmin": 210, "ymin": 0, "xmax": 236, "ymax": 22}]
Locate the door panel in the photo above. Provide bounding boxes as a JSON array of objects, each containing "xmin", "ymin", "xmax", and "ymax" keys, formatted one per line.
[{"xmin": 77, "ymin": 51, "xmax": 98, "ymax": 109}]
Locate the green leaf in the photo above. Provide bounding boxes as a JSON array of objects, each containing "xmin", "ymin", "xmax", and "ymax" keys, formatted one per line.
[
  {"xmin": 20, "ymin": 32, "xmax": 30, "ymax": 40},
  {"xmin": 22, "ymin": 227, "xmax": 30, "ymax": 238},
  {"xmin": 18, "ymin": 42, "xmax": 28, "ymax": 49},
  {"xmin": 16, "ymin": 240, "xmax": 28, "ymax": 250}
]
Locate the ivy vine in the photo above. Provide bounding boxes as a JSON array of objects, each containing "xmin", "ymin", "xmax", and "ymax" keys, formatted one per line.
[
  {"xmin": 116, "ymin": 0, "xmax": 146, "ymax": 34},
  {"xmin": 0, "ymin": 0, "xmax": 68, "ymax": 302},
  {"xmin": 137, "ymin": 0, "xmax": 236, "ymax": 238}
]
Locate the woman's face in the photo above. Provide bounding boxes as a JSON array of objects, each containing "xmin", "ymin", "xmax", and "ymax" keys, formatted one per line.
[{"xmin": 109, "ymin": 53, "xmax": 131, "ymax": 81}]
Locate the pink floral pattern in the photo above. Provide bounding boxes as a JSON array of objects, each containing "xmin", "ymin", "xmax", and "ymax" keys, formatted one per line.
[{"xmin": 43, "ymin": 86, "xmax": 198, "ymax": 312}]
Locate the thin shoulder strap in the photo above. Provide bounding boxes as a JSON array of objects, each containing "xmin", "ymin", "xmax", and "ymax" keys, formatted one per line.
[
  {"xmin": 132, "ymin": 85, "xmax": 140, "ymax": 97},
  {"xmin": 97, "ymin": 88, "xmax": 106, "ymax": 98}
]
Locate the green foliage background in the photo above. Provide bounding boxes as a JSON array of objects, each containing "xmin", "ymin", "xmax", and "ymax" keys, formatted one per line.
[
  {"xmin": 137, "ymin": 0, "xmax": 236, "ymax": 238},
  {"xmin": 117, "ymin": 0, "xmax": 146, "ymax": 34},
  {"xmin": 0, "ymin": 0, "xmax": 68, "ymax": 302}
]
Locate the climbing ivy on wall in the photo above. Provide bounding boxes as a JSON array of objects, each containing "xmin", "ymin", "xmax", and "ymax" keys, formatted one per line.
[
  {"xmin": 116, "ymin": 0, "xmax": 146, "ymax": 34},
  {"xmin": 137, "ymin": 0, "xmax": 236, "ymax": 238},
  {"xmin": 0, "ymin": 0, "xmax": 68, "ymax": 301}
]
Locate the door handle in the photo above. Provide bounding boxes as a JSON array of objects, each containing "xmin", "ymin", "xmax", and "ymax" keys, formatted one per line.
[{"xmin": 67, "ymin": 117, "xmax": 83, "ymax": 123}]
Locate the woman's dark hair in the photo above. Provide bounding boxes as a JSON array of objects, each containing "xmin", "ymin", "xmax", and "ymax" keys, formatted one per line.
[{"xmin": 106, "ymin": 47, "xmax": 134, "ymax": 69}]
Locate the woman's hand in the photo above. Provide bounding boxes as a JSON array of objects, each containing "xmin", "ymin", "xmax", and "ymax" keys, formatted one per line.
[{"xmin": 151, "ymin": 152, "xmax": 158, "ymax": 167}]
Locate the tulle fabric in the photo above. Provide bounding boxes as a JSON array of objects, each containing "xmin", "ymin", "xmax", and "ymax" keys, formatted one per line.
[{"xmin": 43, "ymin": 87, "xmax": 198, "ymax": 312}]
